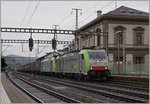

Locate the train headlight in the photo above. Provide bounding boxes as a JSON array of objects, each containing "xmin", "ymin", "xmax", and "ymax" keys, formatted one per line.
[
  {"xmin": 105, "ymin": 67, "xmax": 108, "ymax": 70},
  {"xmin": 90, "ymin": 67, "xmax": 93, "ymax": 70}
]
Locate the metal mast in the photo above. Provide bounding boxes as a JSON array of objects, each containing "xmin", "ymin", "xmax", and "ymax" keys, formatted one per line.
[{"xmin": 72, "ymin": 8, "xmax": 82, "ymax": 30}]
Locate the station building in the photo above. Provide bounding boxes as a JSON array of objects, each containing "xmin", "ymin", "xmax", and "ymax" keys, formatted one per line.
[{"xmin": 74, "ymin": 6, "xmax": 149, "ymax": 67}]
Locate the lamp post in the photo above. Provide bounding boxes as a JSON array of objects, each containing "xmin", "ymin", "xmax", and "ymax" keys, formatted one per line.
[
  {"xmin": 116, "ymin": 31, "xmax": 122, "ymax": 75},
  {"xmin": 122, "ymin": 30, "xmax": 126, "ymax": 73},
  {"xmin": 116, "ymin": 30, "xmax": 126, "ymax": 74}
]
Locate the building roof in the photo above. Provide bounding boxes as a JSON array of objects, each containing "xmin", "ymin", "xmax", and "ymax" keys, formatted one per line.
[
  {"xmin": 78, "ymin": 6, "xmax": 149, "ymax": 31},
  {"xmin": 106, "ymin": 6, "xmax": 149, "ymax": 17}
]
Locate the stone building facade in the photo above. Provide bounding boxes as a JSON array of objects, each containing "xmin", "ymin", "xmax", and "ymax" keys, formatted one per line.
[{"xmin": 75, "ymin": 6, "xmax": 149, "ymax": 64}]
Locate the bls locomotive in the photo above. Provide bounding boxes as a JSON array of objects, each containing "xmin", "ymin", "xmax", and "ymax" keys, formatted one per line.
[{"xmin": 19, "ymin": 49, "xmax": 110, "ymax": 80}]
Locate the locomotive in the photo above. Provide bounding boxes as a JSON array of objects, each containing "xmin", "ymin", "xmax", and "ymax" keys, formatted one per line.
[{"xmin": 19, "ymin": 49, "xmax": 110, "ymax": 80}]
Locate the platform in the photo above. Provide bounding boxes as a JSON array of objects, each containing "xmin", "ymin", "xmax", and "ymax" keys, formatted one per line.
[
  {"xmin": 0, "ymin": 82, "xmax": 11, "ymax": 104},
  {"xmin": 1, "ymin": 72, "xmax": 36, "ymax": 103}
]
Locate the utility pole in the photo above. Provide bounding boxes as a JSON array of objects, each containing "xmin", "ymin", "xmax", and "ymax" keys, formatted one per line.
[
  {"xmin": 72, "ymin": 8, "xmax": 82, "ymax": 51},
  {"xmin": 52, "ymin": 25, "xmax": 60, "ymax": 39},
  {"xmin": 72, "ymin": 8, "xmax": 82, "ymax": 30}
]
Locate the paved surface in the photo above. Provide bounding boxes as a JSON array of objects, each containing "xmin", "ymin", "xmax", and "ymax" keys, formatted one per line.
[
  {"xmin": 0, "ymin": 82, "xmax": 11, "ymax": 104},
  {"xmin": 1, "ymin": 72, "xmax": 36, "ymax": 103}
]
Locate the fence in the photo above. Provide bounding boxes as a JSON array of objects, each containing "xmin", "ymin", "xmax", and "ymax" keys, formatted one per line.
[{"xmin": 109, "ymin": 63, "xmax": 149, "ymax": 75}]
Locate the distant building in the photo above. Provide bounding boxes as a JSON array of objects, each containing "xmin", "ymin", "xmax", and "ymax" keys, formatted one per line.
[{"xmin": 75, "ymin": 6, "xmax": 149, "ymax": 64}]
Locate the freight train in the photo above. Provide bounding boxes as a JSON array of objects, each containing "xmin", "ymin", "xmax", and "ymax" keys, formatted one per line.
[{"xmin": 18, "ymin": 49, "xmax": 110, "ymax": 80}]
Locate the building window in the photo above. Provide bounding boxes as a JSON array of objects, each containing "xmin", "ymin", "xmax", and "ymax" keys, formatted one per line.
[
  {"xmin": 135, "ymin": 33, "xmax": 142, "ymax": 45},
  {"xmin": 118, "ymin": 33, "xmax": 123, "ymax": 45},
  {"xmin": 133, "ymin": 26, "xmax": 144, "ymax": 46},
  {"xmin": 114, "ymin": 25, "xmax": 126, "ymax": 45},
  {"xmin": 96, "ymin": 28, "xmax": 101, "ymax": 46},
  {"xmin": 97, "ymin": 35, "xmax": 100, "ymax": 46}
]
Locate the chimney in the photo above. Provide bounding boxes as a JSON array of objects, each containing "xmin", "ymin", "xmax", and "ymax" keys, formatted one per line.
[{"xmin": 97, "ymin": 11, "xmax": 102, "ymax": 17}]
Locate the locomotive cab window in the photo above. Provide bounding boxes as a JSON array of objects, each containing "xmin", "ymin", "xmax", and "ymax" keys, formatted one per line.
[
  {"xmin": 81, "ymin": 54, "xmax": 84, "ymax": 60},
  {"xmin": 88, "ymin": 52, "xmax": 106, "ymax": 60}
]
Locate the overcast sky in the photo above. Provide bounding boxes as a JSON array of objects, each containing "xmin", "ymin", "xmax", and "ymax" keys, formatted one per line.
[{"xmin": 1, "ymin": 0, "xmax": 149, "ymax": 58}]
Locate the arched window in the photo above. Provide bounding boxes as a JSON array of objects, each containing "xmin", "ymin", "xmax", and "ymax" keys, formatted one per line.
[
  {"xmin": 114, "ymin": 25, "xmax": 126, "ymax": 45},
  {"xmin": 133, "ymin": 27, "xmax": 144, "ymax": 45},
  {"xmin": 118, "ymin": 33, "xmax": 123, "ymax": 44}
]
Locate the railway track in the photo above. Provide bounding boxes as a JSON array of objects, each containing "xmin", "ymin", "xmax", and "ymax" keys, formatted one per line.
[
  {"xmin": 7, "ymin": 72, "xmax": 80, "ymax": 103},
  {"xmin": 13, "ymin": 73, "xmax": 110, "ymax": 103},
  {"xmin": 35, "ymin": 76, "xmax": 149, "ymax": 103},
  {"xmin": 16, "ymin": 72, "xmax": 148, "ymax": 92},
  {"xmin": 15, "ymin": 72, "xmax": 149, "ymax": 103}
]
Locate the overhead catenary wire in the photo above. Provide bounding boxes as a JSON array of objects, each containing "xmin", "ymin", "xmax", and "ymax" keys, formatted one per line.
[
  {"xmin": 120, "ymin": 1, "xmax": 132, "ymax": 7},
  {"xmin": 75, "ymin": 1, "xmax": 86, "ymax": 9},
  {"xmin": 81, "ymin": 1, "xmax": 101, "ymax": 15},
  {"xmin": 20, "ymin": 0, "xmax": 32, "ymax": 27},
  {"xmin": 78, "ymin": 1, "xmax": 114, "ymax": 26},
  {"xmin": 16, "ymin": 0, "xmax": 32, "ymax": 53},
  {"xmin": 58, "ymin": 1, "xmax": 85, "ymax": 25},
  {"xmin": 58, "ymin": 1, "xmax": 88, "ymax": 28},
  {"xmin": 58, "ymin": 13, "xmax": 72, "ymax": 25},
  {"xmin": 61, "ymin": 1, "xmax": 96, "ymax": 29},
  {"xmin": 72, "ymin": 1, "xmax": 132, "ymax": 30},
  {"xmin": 26, "ymin": 0, "xmax": 40, "ymax": 27},
  {"xmin": 63, "ymin": 1, "xmax": 103, "ymax": 30}
]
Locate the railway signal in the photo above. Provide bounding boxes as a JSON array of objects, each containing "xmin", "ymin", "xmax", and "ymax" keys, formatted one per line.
[
  {"xmin": 1, "ymin": 27, "xmax": 74, "ymax": 52},
  {"xmin": 52, "ymin": 38, "xmax": 57, "ymax": 50},
  {"xmin": 29, "ymin": 33, "xmax": 33, "ymax": 51}
]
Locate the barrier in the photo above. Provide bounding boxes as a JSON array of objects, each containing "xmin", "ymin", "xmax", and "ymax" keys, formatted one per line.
[{"xmin": 109, "ymin": 63, "xmax": 149, "ymax": 75}]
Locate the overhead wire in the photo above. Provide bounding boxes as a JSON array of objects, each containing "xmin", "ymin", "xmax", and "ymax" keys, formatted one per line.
[
  {"xmin": 57, "ymin": 12, "xmax": 72, "ymax": 25},
  {"xmin": 81, "ymin": 1, "xmax": 101, "ymax": 15},
  {"xmin": 78, "ymin": 1, "xmax": 114, "ymax": 27},
  {"xmin": 59, "ymin": 0, "xmax": 89, "ymax": 27},
  {"xmin": 64, "ymin": 1, "xmax": 102, "ymax": 30},
  {"xmin": 73, "ymin": 1, "xmax": 132, "ymax": 30},
  {"xmin": 58, "ymin": 1, "xmax": 85, "ymax": 25},
  {"xmin": 20, "ymin": 0, "xmax": 32, "ymax": 27},
  {"xmin": 75, "ymin": 1, "xmax": 86, "ymax": 8},
  {"xmin": 122, "ymin": 1, "xmax": 132, "ymax": 6},
  {"xmin": 58, "ymin": 1, "xmax": 87, "ymax": 28},
  {"xmin": 25, "ymin": 0, "xmax": 40, "ymax": 27},
  {"xmin": 20, "ymin": 0, "xmax": 40, "ymax": 54},
  {"xmin": 14, "ymin": 0, "xmax": 32, "ymax": 54}
]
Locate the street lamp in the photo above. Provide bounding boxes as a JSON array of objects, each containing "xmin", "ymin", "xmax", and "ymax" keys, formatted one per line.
[
  {"xmin": 116, "ymin": 31, "xmax": 122, "ymax": 75},
  {"xmin": 116, "ymin": 30, "xmax": 126, "ymax": 74}
]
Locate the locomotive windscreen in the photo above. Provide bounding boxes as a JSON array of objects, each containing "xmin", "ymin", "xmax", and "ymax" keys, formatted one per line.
[{"xmin": 88, "ymin": 52, "xmax": 107, "ymax": 60}]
